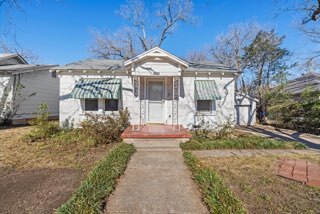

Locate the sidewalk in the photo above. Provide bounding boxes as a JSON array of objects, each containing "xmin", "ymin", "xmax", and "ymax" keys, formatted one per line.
[{"xmin": 104, "ymin": 140, "xmax": 208, "ymax": 214}]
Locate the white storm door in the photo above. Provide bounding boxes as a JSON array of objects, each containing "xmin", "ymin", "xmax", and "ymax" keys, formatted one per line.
[{"xmin": 147, "ymin": 80, "xmax": 164, "ymax": 123}]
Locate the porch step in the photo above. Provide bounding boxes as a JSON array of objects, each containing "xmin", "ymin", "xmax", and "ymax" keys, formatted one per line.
[{"xmin": 121, "ymin": 125, "xmax": 192, "ymax": 140}]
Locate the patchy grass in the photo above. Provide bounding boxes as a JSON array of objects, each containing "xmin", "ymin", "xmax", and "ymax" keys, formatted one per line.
[
  {"xmin": 56, "ymin": 143, "xmax": 136, "ymax": 214},
  {"xmin": 183, "ymin": 152, "xmax": 246, "ymax": 214},
  {"xmin": 201, "ymin": 154, "xmax": 320, "ymax": 213},
  {"xmin": 0, "ymin": 126, "xmax": 114, "ymax": 171},
  {"xmin": 180, "ymin": 135, "xmax": 306, "ymax": 150}
]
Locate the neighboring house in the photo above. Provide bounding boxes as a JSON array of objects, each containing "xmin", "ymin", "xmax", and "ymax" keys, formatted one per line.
[
  {"xmin": 235, "ymin": 92, "xmax": 258, "ymax": 126},
  {"xmin": 53, "ymin": 47, "xmax": 256, "ymax": 129},
  {"xmin": 284, "ymin": 72, "xmax": 320, "ymax": 100},
  {"xmin": 0, "ymin": 53, "xmax": 59, "ymax": 124}
]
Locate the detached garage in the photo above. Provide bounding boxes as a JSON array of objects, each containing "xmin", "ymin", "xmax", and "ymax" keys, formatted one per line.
[{"xmin": 235, "ymin": 93, "xmax": 258, "ymax": 126}]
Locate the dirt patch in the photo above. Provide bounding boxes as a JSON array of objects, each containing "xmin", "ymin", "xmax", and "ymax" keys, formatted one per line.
[
  {"xmin": 0, "ymin": 167, "xmax": 84, "ymax": 214},
  {"xmin": 0, "ymin": 126, "xmax": 115, "ymax": 213},
  {"xmin": 202, "ymin": 154, "xmax": 320, "ymax": 213}
]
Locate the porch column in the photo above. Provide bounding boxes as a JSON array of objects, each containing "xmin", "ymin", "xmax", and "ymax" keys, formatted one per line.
[
  {"xmin": 132, "ymin": 76, "xmax": 141, "ymax": 131},
  {"xmin": 172, "ymin": 76, "xmax": 180, "ymax": 130}
]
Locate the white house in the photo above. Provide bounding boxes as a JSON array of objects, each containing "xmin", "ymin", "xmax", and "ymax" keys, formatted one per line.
[
  {"xmin": 0, "ymin": 53, "xmax": 59, "ymax": 124},
  {"xmin": 53, "ymin": 47, "xmax": 256, "ymax": 130}
]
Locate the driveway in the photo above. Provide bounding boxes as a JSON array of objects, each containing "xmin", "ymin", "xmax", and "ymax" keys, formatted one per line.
[
  {"xmin": 104, "ymin": 139, "xmax": 208, "ymax": 213},
  {"xmin": 237, "ymin": 125, "xmax": 320, "ymax": 150}
]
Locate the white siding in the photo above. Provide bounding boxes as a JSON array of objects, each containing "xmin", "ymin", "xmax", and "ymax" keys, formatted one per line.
[{"xmin": 14, "ymin": 70, "xmax": 59, "ymax": 119}]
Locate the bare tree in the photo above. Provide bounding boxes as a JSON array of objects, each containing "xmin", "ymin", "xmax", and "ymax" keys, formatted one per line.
[
  {"xmin": 276, "ymin": 1, "xmax": 320, "ymax": 61},
  {"xmin": 90, "ymin": 0, "xmax": 195, "ymax": 59},
  {"xmin": 0, "ymin": 0, "xmax": 38, "ymax": 63},
  {"xmin": 276, "ymin": 0, "xmax": 320, "ymax": 24},
  {"xmin": 0, "ymin": 39, "xmax": 38, "ymax": 63},
  {"xmin": 209, "ymin": 22, "xmax": 261, "ymax": 91},
  {"xmin": 186, "ymin": 49, "xmax": 209, "ymax": 62}
]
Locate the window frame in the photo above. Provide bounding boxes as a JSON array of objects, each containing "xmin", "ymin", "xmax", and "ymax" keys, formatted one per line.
[{"xmin": 84, "ymin": 98, "xmax": 99, "ymax": 111}]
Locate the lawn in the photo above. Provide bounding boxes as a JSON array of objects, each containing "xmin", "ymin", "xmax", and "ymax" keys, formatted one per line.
[
  {"xmin": 181, "ymin": 132, "xmax": 306, "ymax": 150},
  {"xmin": 200, "ymin": 154, "xmax": 320, "ymax": 213},
  {"xmin": 0, "ymin": 126, "xmax": 115, "ymax": 213}
]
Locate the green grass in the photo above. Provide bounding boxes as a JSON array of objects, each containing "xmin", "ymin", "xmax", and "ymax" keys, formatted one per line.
[
  {"xmin": 180, "ymin": 135, "xmax": 306, "ymax": 150},
  {"xmin": 55, "ymin": 143, "xmax": 136, "ymax": 214},
  {"xmin": 183, "ymin": 152, "xmax": 246, "ymax": 214}
]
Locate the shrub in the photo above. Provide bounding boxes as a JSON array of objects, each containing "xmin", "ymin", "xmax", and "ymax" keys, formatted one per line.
[
  {"xmin": 23, "ymin": 103, "xmax": 61, "ymax": 142},
  {"xmin": 80, "ymin": 108, "xmax": 130, "ymax": 145},
  {"xmin": 56, "ymin": 143, "xmax": 136, "ymax": 214}
]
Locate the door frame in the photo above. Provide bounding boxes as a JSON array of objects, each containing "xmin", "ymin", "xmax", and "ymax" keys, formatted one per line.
[{"xmin": 145, "ymin": 78, "xmax": 165, "ymax": 123}]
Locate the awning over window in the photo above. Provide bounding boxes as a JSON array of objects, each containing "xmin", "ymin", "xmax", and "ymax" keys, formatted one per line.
[
  {"xmin": 70, "ymin": 78, "xmax": 121, "ymax": 99},
  {"xmin": 195, "ymin": 80, "xmax": 222, "ymax": 100}
]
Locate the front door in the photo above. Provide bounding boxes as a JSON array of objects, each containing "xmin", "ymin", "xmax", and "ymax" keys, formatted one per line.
[{"xmin": 147, "ymin": 80, "xmax": 164, "ymax": 123}]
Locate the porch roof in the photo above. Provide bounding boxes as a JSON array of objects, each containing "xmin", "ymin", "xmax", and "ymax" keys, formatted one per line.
[
  {"xmin": 195, "ymin": 80, "xmax": 222, "ymax": 100},
  {"xmin": 70, "ymin": 78, "xmax": 121, "ymax": 99}
]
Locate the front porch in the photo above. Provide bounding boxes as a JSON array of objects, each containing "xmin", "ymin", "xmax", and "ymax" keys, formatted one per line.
[{"xmin": 121, "ymin": 124, "xmax": 192, "ymax": 139}]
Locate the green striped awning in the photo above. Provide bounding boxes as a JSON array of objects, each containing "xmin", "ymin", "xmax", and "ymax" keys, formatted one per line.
[
  {"xmin": 70, "ymin": 78, "xmax": 121, "ymax": 99},
  {"xmin": 195, "ymin": 80, "xmax": 222, "ymax": 100}
]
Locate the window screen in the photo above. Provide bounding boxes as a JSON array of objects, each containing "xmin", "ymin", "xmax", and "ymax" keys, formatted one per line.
[
  {"xmin": 85, "ymin": 99, "xmax": 98, "ymax": 111},
  {"xmin": 105, "ymin": 99, "xmax": 119, "ymax": 111},
  {"xmin": 196, "ymin": 100, "xmax": 212, "ymax": 112}
]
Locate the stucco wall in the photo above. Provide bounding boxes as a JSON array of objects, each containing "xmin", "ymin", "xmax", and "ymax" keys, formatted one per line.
[
  {"xmin": 59, "ymin": 74, "xmax": 135, "ymax": 127},
  {"xmin": 179, "ymin": 76, "xmax": 236, "ymax": 129},
  {"xmin": 59, "ymin": 73, "xmax": 236, "ymax": 129},
  {"xmin": 235, "ymin": 95, "xmax": 257, "ymax": 126}
]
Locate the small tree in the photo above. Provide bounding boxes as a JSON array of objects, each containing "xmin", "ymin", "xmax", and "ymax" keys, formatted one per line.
[{"xmin": 243, "ymin": 30, "xmax": 292, "ymax": 122}]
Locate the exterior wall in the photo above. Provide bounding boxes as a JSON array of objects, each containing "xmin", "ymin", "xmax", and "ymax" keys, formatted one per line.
[
  {"xmin": 179, "ymin": 76, "xmax": 236, "ymax": 129},
  {"xmin": 14, "ymin": 70, "xmax": 59, "ymax": 120},
  {"xmin": 59, "ymin": 72, "xmax": 236, "ymax": 129},
  {"xmin": 59, "ymin": 74, "xmax": 135, "ymax": 127},
  {"xmin": 235, "ymin": 95, "xmax": 257, "ymax": 126}
]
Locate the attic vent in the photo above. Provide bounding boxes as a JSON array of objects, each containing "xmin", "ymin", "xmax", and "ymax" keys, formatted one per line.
[{"xmin": 153, "ymin": 57, "xmax": 162, "ymax": 61}]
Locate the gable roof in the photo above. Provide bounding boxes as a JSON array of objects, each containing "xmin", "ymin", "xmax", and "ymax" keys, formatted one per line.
[
  {"xmin": 284, "ymin": 72, "xmax": 320, "ymax": 95},
  {"xmin": 0, "ymin": 53, "xmax": 28, "ymax": 65},
  {"xmin": 124, "ymin": 47, "xmax": 189, "ymax": 68}
]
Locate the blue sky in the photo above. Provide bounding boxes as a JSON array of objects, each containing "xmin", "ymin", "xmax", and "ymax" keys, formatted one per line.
[{"xmin": 0, "ymin": 0, "xmax": 315, "ymax": 65}]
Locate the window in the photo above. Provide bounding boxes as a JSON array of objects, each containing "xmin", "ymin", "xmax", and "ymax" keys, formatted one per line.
[
  {"xmin": 196, "ymin": 100, "xmax": 212, "ymax": 112},
  {"xmin": 51, "ymin": 71, "xmax": 57, "ymax": 78},
  {"xmin": 85, "ymin": 99, "xmax": 98, "ymax": 111},
  {"xmin": 105, "ymin": 99, "xmax": 118, "ymax": 111}
]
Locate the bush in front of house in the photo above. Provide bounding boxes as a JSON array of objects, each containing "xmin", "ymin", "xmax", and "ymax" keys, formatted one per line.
[
  {"xmin": 181, "ymin": 134, "xmax": 306, "ymax": 150},
  {"xmin": 23, "ymin": 103, "xmax": 61, "ymax": 142},
  {"xmin": 183, "ymin": 151, "xmax": 246, "ymax": 214},
  {"xmin": 56, "ymin": 143, "xmax": 136, "ymax": 214},
  {"xmin": 80, "ymin": 108, "xmax": 130, "ymax": 145},
  {"xmin": 23, "ymin": 103, "xmax": 130, "ymax": 145}
]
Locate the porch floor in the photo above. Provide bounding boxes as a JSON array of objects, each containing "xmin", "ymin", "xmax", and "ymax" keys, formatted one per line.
[{"xmin": 121, "ymin": 124, "xmax": 192, "ymax": 139}]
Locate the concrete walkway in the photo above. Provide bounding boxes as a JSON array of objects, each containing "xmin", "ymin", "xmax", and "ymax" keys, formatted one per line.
[
  {"xmin": 237, "ymin": 125, "xmax": 320, "ymax": 151},
  {"xmin": 104, "ymin": 139, "xmax": 208, "ymax": 214},
  {"xmin": 192, "ymin": 149, "xmax": 318, "ymax": 159}
]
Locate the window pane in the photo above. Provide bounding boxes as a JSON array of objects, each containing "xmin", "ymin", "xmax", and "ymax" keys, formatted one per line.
[
  {"xmin": 197, "ymin": 100, "xmax": 211, "ymax": 111},
  {"xmin": 85, "ymin": 99, "xmax": 98, "ymax": 111},
  {"xmin": 105, "ymin": 99, "xmax": 118, "ymax": 111}
]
